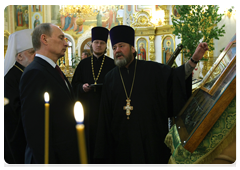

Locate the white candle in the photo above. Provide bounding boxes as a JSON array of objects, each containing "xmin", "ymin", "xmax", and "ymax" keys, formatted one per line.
[
  {"xmin": 74, "ymin": 101, "xmax": 88, "ymax": 164},
  {"xmin": 44, "ymin": 92, "xmax": 50, "ymax": 164}
]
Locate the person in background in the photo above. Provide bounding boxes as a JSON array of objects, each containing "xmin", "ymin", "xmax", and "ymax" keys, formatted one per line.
[
  {"xmin": 19, "ymin": 23, "xmax": 79, "ymax": 164},
  {"xmin": 71, "ymin": 26, "xmax": 115, "ymax": 163},
  {"xmin": 81, "ymin": 50, "xmax": 90, "ymax": 60},
  {"xmin": 94, "ymin": 25, "xmax": 209, "ymax": 164},
  {"xmin": 4, "ymin": 29, "xmax": 35, "ymax": 164}
]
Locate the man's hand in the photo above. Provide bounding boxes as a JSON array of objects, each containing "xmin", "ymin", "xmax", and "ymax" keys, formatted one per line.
[
  {"xmin": 189, "ymin": 42, "xmax": 209, "ymax": 67},
  {"xmin": 83, "ymin": 83, "xmax": 92, "ymax": 92}
]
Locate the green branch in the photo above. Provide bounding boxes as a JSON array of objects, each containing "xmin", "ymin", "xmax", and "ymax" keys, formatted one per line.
[{"xmin": 171, "ymin": 5, "xmax": 225, "ymax": 60}]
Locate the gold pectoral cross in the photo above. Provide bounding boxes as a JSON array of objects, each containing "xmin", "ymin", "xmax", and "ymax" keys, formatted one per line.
[
  {"xmin": 94, "ymin": 82, "xmax": 97, "ymax": 92},
  {"xmin": 123, "ymin": 98, "xmax": 133, "ymax": 119}
]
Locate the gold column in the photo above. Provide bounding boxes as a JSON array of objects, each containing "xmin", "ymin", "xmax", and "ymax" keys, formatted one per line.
[
  {"xmin": 160, "ymin": 5, "xmax": 169, "ymax": 25},
  {"xmin": 206, "ymin": 38, "xmax": 215, "ymax": 69},
  {"xmin": 200, "ymin": 22, "xmax": 216, "ymax": 78},
  {"xmin": 59, "ymin": 57, "xmax": 65, "ymax": 70},
  {"xmin": 4, "ymin": 30, "xmax": 10, "ymax": 58},
  {"xmin": 64, "ymin": 39, "xmax": 71, "ymax": 77},
  {"xmin": 149, "ymin": 35, "xmax": 155, "ymax": 61}
]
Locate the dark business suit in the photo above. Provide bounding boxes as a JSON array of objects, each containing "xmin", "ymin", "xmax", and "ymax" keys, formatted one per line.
[{"xmin": 19, "ymin": 57, "xmax": 80, "ymax": 164}]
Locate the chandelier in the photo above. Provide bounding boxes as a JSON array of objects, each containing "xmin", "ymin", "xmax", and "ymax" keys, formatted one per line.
[
  {"xmin": 59, "ymin": 5, "xmax": 98, "ymax": 27},
  {"xmin": 60, "ymin": 5, "xmax": 97, "ymax": 17}
]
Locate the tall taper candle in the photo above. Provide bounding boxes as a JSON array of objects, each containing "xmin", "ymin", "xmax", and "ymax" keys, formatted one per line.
[
  {"xmin": 44, "ymin": 92, "xmax": 50, "ymax": 164},
  {"xmin": 74, "ymin": 101, "xmax": 88, "ymax": 164}
]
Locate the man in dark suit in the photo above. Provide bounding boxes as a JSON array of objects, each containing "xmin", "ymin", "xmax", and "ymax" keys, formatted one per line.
[
  {"xmin": 4, "ymin": 29, "xmax": 35, "ymax": 164},
  {"xmin": 19, "ymin": 23, "xmax": 80, "ymax": 164}
]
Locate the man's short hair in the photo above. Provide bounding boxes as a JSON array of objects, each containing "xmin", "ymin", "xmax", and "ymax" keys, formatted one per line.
[
  {"xmin": 32, "ymin": 23, "xmax": 53, "ymax": 51},
  {"xmin": 82, "ymin": 50, "xmax": 90, "ymax": 57}
]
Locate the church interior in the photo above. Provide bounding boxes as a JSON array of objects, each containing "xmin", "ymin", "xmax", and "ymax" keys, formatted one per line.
[{"xmin": 4, "ymin": 5, "xmax": 236, "ymax": 164}]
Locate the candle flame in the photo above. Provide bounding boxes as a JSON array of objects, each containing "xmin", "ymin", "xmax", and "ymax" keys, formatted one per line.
[
  {"xmin": 74, "ymin": 101, "xmax": 84, "ymax": 123},
  {"xmin": 44, "ymin": 92, "xmax": 50, "ymax": 102}
]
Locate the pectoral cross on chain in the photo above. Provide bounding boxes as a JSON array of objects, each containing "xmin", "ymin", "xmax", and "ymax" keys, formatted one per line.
[{"xmin": 123, "ymin": 98, "xmax": 133, "ymax": 119}]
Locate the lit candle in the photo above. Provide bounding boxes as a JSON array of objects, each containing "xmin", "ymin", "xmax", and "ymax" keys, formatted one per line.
[
  {"xmin": 44, "ymin": 92, "xmax": 50, "ymax": 164},
  {"xmin": 74, "ymin": 101, "xmax": 88, "ymax": 164}
]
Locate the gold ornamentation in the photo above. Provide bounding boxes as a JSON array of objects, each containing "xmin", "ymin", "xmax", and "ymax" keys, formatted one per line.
[
  {"xmin": 4, "ymin": 30, "xmax": 10, "ymax": 39},
  {"xmin": 91, "ymin": 55, "xmax": 105, "ymax": 85},
  {"xmin": 4, "ymin": 30, "xmax": 11, "ymax": 57},
  {"xmin": 59, "ymin": 57, "xmax": 65, "ymax": 70},
  {"xmin": 149, "ymin": 36, "xmax": 156, "ymax": 61},
  {"xmin": 156, "ymin": 25, "xmax": 174, "ymax": 35},
  {"xmin": 200, "ymin": 37, "xmax": 214, "ymax": 78},
  {"xmin": 60, "ymin": 5, "xmax": 98, "ymax": 27},
  {"xmin": 60, "ymin": 5, "xmax": 97, "ymax": 18},
  {"xmin": 119, "ymin": 60, "xmax": 137, "ymax": 119},
  {"xmin": 123, "ymin": 98, "xmax": 133, "ymax": 119},
  {"xmin": 14, "ymin": 64, "xmax": 23, "ymax": 72},
  {"xmin": 76, "ymin": 18, "xmax": 85, "ymax": 26},
  {"xmin": 156, "ymin": 5, "xmax": 169, "ymax": 25},
  {"xmin": 134, "ymin": 27, "xmax": 156, "ymax": 36},
  {"xmin": 117, "ymin": 17, "xmax": 123, "ymax": 25},
  {"xmin": 64, "ymin": 38, "xmax": 71, "ymax": 77},
  {"xmin": 138, "ymin": 16, "xmax": 147, "ymax": 24},
  {"xmin": 131, "ymin": 9, "xmax": 154, "ymax": 27}
]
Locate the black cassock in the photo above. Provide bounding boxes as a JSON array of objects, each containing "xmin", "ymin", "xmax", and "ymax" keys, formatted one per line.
[
  {"xmin": 71, "ymin": 54, "xmax": 115, "ymax": 163},
  {"xmin": 4, "ymin": 61, "xmax": 26, "ymax": 164},
  {"xmin": 94, "ymin": 58, "xmax": 192, "ymax": 164}
]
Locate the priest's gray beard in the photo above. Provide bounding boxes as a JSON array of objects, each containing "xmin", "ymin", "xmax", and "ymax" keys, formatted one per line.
[{"xmin": 114, "ymin": 51, "xmax": 133, "ymax": 68}]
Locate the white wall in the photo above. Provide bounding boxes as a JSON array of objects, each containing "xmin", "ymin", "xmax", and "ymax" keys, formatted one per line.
[
  {"xmin": 214, "ymin": 14, "xmax": 236, "ymax": 57},
  {"xmin": 155, "ymin": 35, "xmax": 162, "ymax": 63}
]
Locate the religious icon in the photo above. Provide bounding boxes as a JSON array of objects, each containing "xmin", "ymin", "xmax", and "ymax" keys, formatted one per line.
[
  {"xmin": 138, "ymin": 43, "xmax": 146, "ymax": 60},
  {"xmin": 202, "ymin": 37, "xmax": 236, "ymax": 94},
  {"xmin": 56, "ymin": 5, "xmax": 122, "ymax": 38},
  {"xmin": 17, "ymin": 5, "xmax": 23, "ymax": 27},
  {"xmin": 14, "ymin": 5, "xmax": 29, "ymax": 31},
  {"xmin": 29, "ymin": 5, "xmax": 44, "ymax": 29},
  {"xmin": 32, "ymin": 5, "xmax": 42, "ymax": 12},
  {"xmin": 162, "ymin": 35, "xmax": 175, "ymax": 64},
  {"xmin": 136, "ymin": 37, "xmax": 148, "ymax": 60},
  {"xmin": 174, "ymin": 35, "xmax": 236, "ymax": 153},
  {"xmin": 172, "ymin": 5, "xmax": 181, "ymax": 19},
  {"xmin": 34, "ymin": 15, "xmax": 41, "ymax": 28},
  {"xmin": 24, "ymin": 10, "xmax": 29, "ymax": 28},
  {"xmin": 163, "ymin": 40, "xmax": 173, "ymax": 64}
]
